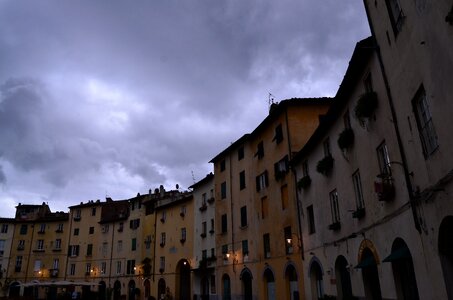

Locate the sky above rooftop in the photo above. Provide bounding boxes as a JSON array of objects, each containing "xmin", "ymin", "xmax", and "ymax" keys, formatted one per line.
[{"xmin": 0, "ymin": 1, "xmax": 370, "ymax": 217}]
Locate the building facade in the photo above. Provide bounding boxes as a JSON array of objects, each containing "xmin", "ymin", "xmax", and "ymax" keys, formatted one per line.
[{"xmin": 210, "ymin": 98, "xmax": 331, "ymax": 300}]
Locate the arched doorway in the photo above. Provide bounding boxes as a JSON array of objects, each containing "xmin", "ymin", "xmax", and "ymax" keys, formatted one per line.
[
  {"xmin": 285, "ymin": 264, "xmax": 299, "ymax": 300},
  {"xmin": 222, "ymin": 274, "xmax": 231, "ymax": 300},
  {"xmin": 200, "ymin": 276, "xmax": 209, "ymax": 300},
  {"xmin": 144, "ymin": 279, "xmax": 150, "ymax": 299},
  {"xmin": 99, "ymin": 281, "xmax": 106, "ymax": 300},
  {"xmin": 176, "ymin": 259, "xmax": 191, "ymax": 300},
  {"xmin": 383, "ymin": 238, "xmax": 419, "ymax": 299},
  {"xmin": 113, "ymin": 280, "xmax": 121, "ymax": 300},
  {"xmin": 9, "ymin": 282, "xmax": 20, "ymax": 299},
  {"xmin": 309, "ymin": 260, "xmax": 324, "ymax": 300},
  {"xmin": 439, "ymin": 216, "xmax": 453, "ymax": 299},
  {"xmin": 128, "ymin": 280, "xmax": 136, "ymax": 300},
  {"xmin": 335, "ymin": 256, "xmax": 353, "ymax": 299},
  {"xmin": 240, "ymin": 268, "xmax": 253, "ymax": 300},
  {"xmin": 158, "ymin": 278, "xmax": 166, "ymax": 300},
  {"xmin": 359, "ymin": 248, "xmax": 382, "ymax": 300},
  {"xmin": 264, "ymin": 268, "xmax": 276, "ymax": 300}
]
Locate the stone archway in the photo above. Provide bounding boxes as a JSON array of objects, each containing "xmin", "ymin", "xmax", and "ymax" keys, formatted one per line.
[
  {"xmin": 113, "ymin": 280, "xmax": 121, "ymax": 300},
  {"xmin": 309, "ymin": 260, "xmax": 324, "ymax": 300},
  {"xmin": 128, "ymin": 280, "xmax": 136, "ymax": 300},
  {"xmin": 335, "ymin": 255, "xmax": 353, "ymax": 299},
  {"xmin": 222, "ymin": 274, "xmax": 231, "ymax": 300},
  {"xmin": 175, "ymin": 259, "xmax": 191, "ymax": 300},
  {"xmin": 158, "ymin": 278, "xmax": 166, "ymax": 300},
  {"xmin": 263, "ymin": 268, "xmax": 276, "ymax": 300},
  {"xmin": 285, "ymin": 263, "xmax": 299, "ymax": 300}
]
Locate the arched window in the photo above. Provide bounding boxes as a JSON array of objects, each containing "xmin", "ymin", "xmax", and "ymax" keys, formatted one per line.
[
  {"xmin": 264, "ymin": 268, "xmax": 276, "ymax": 300},
  {"xmin": 285, "ymin": 264, "xmax": 299, "ymax": 300},
  {"xmin": 241, "ymin": 268, "xmax": 253, "ymax": 300},
  {"xmin": 222, "ymin": 274, "xmax": 231, "ymax": 300},
  {"xmin": 309, "ymin": 261, "xmax": 324, "ymax": 300}
]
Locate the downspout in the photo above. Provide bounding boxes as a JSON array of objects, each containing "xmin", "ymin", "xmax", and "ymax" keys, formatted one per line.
[
  {"xmin": 285, "ymin": 109, "xmax": 305, "ymax": 260},
  {"xmin": 108, "ymin": 222, "xmax": 115, "ymax": 290},
  {"xmin": 363, "ymin": 0, "xmax": 422, "ymax": 233},
  {"xmin": 229, "ymin": 156, "xmax": 236, "ymax": 273},
  {"xmin": 152, "ymin": 200, "xmax": 157, "ymax": 282},
  {"xmin": 24, "ymin": 223, "xmax": 35, "ymax": 283},
  {"xmin": 64, "ymin": 211, "xmax": 73, "ymax": 281}
]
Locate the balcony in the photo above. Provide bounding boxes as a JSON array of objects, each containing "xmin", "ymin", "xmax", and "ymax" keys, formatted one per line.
[
  {"xmin": 180, "ymin": 238, "xmax": 186, "ymax": 244},
  {"xmin": 50, "ymin": 269, "xmax": 59, "ymax": 278},
  {"xmin": 328, "ymin": 222, "xmax": 341, "ymax": 231},
  {"xmin": 160, "ymin": 242, "xmax": 165, "ymax": 248},
  {"xmin": 17, "ymin": 245, "xmax": 24, "ymax": 251},
  {"xmin": 73, "ymin": 216, "xmax": 81, "ymax": 222},
  {"xmin": 199, "ymin": 203, "xmax": 207, "ymax": 212},
  {"xmin": 200, "ymin": 233, "xmax": 207, "ymax": 238},
  {"xmin": 159, "ymin": 268, "xmax": 164, "ymax": 273},
  {"xmin": 352, "ymin": 207, "xmax": 366, "ymax": 219},
  {"xmin": 207, "ymin": 197, "xmax": 215, "ymax": 204}
]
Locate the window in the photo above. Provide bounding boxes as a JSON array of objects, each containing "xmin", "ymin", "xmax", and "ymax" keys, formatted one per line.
[
  {"xmin": 239, "ymin": 170, "xmax": 246, "ymax": 190},
  {"xmin": 132, "ymin": 238, "xmax": 137, "ymax": 251},
  {"xmin": 180, "ymin": 205, "xmax": 187, "ymax": 217},
  {"xmin": 55, "ymin": 239, "xmax": 62, "ymax": 250},
  {"xmin": 201, "ymin": 222, "xmax": 207, "ymax": 237},
  {"xmin": 53, "ymin": 259, "xmax": 59, "ymax": 270},
  {"xmin": 202, "ymin": 249, "xmax": 207, "ymax": 260},
  {"xmin": 56, "ymin": 223, "xmax": 63, "ymax": 232},
  {"xmin": 86, "ymin": 263, "xmax": 92, "ymax": 275},
  {"xmin": 220, "ymin": 160, "xmax": 226, "ymax": 172},
  {"xmin": 91, "ymin": 207, "xmax": 96, "ymax": 216},
  {"xmin": 89, "ymin": 227, "xmax": 94, "ymax": 234},
  {"xmin": 69, "ymin": 245, "xmax": 80, "ymax": 257},
  {"xmin": 238, "ymin": 147, "xmax": 244, "ymax": 160},
  {"xmin": 18, "ymin": 240, "xmax": 25, "ymax": 250},
  {"xmin": 1, "ymin": 224, "xmax": 8, "ymax": 233},
  {"xmin": 102, "ymin": 242, "xmax": 108, "ymax": 256},
  {"xmin": 255, "ymin": 141, "xmax": 264, "ymax": 159},
  {"xmin": 242, "ymin": 240, "xmax": 249, "ymax": 256},
  {"xmin": 274, "ymin": 156, "xmax": 289, "ymax": 180},
  {"xmin": 70, "ymin": 263, "xmax": 76, "ymax": 276},
  {"xmin": 117, "ymin": 240, "xmax": 123, "ymax": 252},
  {"xmin": 74, "ymin": 228, "xmax": 79, "ymax": 236},
  {"xmin": 263, "ymin": 233, "xmax": 271, "ymax": 258},
  {"xmin": 281, "ymin": 184, "xmax": 289, "ymax": 210},
  {"xmin": 159, "ymin": 257, "xmax": 165, "ymax": 272},
  {"xmin": 101, "ymin": 262, "xmax": 106, "ymax": 274},
  {"xmin": 210, "ymin": 219, "xmax": 215, "ymax": 234},
  {"xmin": 126, "ymin": 260, "xmax": 135, "ymax": 274},
  {"xmin": 211, "ymin": 248, "xmax": 215, "ymax": 258},
  {"xmin": 261, "ymin": 196, "xmax": 269, "ymax": 219},
  {"xmin": 145, "ymin": 235, "xmax": 152, "ymax": 249},
  {"xmin": 15, "ymin": 256, "xmax": 22, "ymax": 272},
  {"xmin": 273, "ymin": 124, "xmax": 283, "ymax": 144},
  {"xmin": 38, "ymin": 223, "xmax": 46, "ymax": 233},
  {"xmin": 160, "ymin": 211, "xmax": 166, "ymax": 222},
  {"xmin": 181, "ymin": 227, "xmax": 187, "ymax": 242},
  {"xmin": 353, "ymin": 171, "xmax": 365, "ymax": 209},
  {"xmin": 86, "ymin": 244, "xmax": 93, "ymax": 256},
  {"xmin": 34, "ymin": 259, "xmax": 42, "ymax": 272},
  {"xmin": 256, "ymin": 171, "xmax": 269, "ymax": 192},
  {"xmin": 130, "ymin": 219, "xmax": 140, "ymax": 229},
  {"xmin": 284, "ymin": 226, "xmax": 293, "ymax": 254},
  {"xmin": 302, "ymin": 161, "xmax": 309, "ymax": 177},
  {"xmin": 221, "ymin": 214, "xmax": 227, "ymax": 234},
  {"xmin": 377, "ymin": 142, "xmax": 392, "ymax": 176},
  {"xmin": 20, "ymin": 224, "xmax": 27, "ymax": 235},
  {"xmin": 385, "ymin": 0, "xmax": 404, "ymax": 34},
  {"xmin": 118, "ymin": 222, "xmax": 124, "ymax": 232},
  {"xmin": 329, "ymin": 190, "xmax": 340, "ymax": 224},
  {"xmin": 413, "ymin": 86, "xmax": 438, "ymax": 157},
  {"xmin": 116, "ymin": 261, "xmax": 122, "ymax": 274},
  {"xmin": 323, "ymin": 138, "xmax": 331, "ymax": 157},
  {"xmin": 211, "ymin": 275, "xmax": 216, "ymax": 294},
  {"xmin": 36, "ymin": 239, "xmax": 44, "ymax": 251},
  {"xmin": 240, "ymin": 206, "xmax": 247, "ymax": 228},
  {"xmin": 160, "ymin": 232, "xmax": 166, "ymax": 246},
  {"xmin": 101, "ymin": 224, "xmax": 109, "ymax": 233},
  {"xmin": 74, "ymin": 209, "xmax": 81, "ymax": 220},
  {"xmin": 221, "ymin": 182, "xmax": 227, "ymax": 199},
  {"xmin": 222, "ymin": 244, "xmax": 228, "ymax": 256},
  {"xmin": 307, "ymin": 205, "xmax": 315, "ymax": 234},
  {"xmin": 0, "ymin": 240, "xmax": 4, "ymax": 256},
  {"xmin": 344, "ymin": 110, "xmax": 352, "ymax": 129}
]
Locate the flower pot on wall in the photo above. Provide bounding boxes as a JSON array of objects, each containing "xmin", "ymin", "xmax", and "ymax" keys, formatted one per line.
[
  {"xmin": 354, "ymin": 91, "xmax": 378, "ymax": 123},
  {"xmin": 337, "ymin": 128, "xmax": 355, "ymax": 150},
  {"xmin": 316, "ymin": 155, "xmax": 334, "ymax": 176}
]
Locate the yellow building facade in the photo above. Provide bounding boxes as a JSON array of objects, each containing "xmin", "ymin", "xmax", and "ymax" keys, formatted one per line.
[{"xmin": 210, "ymin": 99, "xmax": 331, "ymax": 300}]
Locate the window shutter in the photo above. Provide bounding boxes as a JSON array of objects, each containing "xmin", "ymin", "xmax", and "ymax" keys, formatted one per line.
[
  {"xmin": 256, "ymin": 176, "xmax": 260, "ymax": 192},
  {"xmin": 265, "ymin": 170, "xmax": 269, "ymax": 187}
]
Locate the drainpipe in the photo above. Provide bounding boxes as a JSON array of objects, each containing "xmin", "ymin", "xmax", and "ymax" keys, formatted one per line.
[
  {"xmin": 363, "ymin": 0, "xmax": 422, "ymax": 233},
  {"xmin": 285, "ymin": 109, "xmax": 305, "ymax": 260},
  {"xmin": 229, "ymin": 155, "xmax": 236, "ymax": 274}
]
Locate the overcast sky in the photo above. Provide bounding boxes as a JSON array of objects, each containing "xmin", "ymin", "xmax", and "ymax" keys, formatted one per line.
[{"xmin": 0, "ymin": 1, "xmax": 370, "ymax": 217}]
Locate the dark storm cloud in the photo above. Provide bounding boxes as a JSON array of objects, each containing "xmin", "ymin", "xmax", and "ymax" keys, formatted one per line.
[{"xmin": 0, "ymin": 0, "xmax": 370, "ymax": 216}]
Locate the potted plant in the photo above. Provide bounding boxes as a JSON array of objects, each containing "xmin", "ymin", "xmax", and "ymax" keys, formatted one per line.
[
  {"xmin": 328, "ymin": 221, "xmax": 341, "ymax": 231},
  {"xmin": 352, "ymin": 207, "xmax": 366, "ymax": 219},
  {"xmin": 354, "ymin": 91, "xmax": 378, "ymax": 123},
  {"xmin": 297, "ymin": 175, "xmax": 312, "ymax": 189},
  {"xmin": 316, "ymin": 155, "xmax": 334, "ymax": 176},
  {"xmin": 337, "ymin": 128, "xmax": 354, "ymax": 150}
]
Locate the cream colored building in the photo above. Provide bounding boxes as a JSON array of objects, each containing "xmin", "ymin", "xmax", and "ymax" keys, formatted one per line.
[
  {"xmin": 190, "ymin": 173, "xmax": 216, "ymax": 299},
  {"xmin": 210, "ymin": 98, "xmax": 331, "ymax": 300},
  {"xmin": 362, "ymin": 1, "xmax": 453, "ymax": 299}
]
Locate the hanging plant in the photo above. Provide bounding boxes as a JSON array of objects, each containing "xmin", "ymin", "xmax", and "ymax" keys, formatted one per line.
[
  {"xmin": 337, "ymin": 128, "xmax": 354, "ymax": 150},
  {"xmin": 354, "ymin": 91, "xmax": 378, "ymax": 122},
  {"xmin": 316, "ymin": 155, "xmax": 334, "ymax": 176},
  {"xmin": 297, "ymin": 175, "xmax": 312, "ymax": 190}
]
